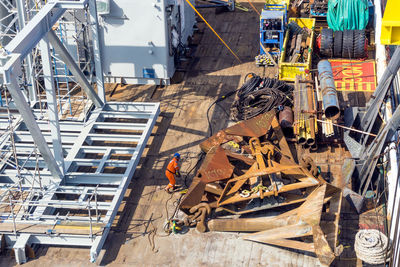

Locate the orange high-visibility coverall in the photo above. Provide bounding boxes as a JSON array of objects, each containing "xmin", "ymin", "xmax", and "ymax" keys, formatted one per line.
[{"xmin": 165, "ymin": 157, "xmax": 179, "ymax": 189}]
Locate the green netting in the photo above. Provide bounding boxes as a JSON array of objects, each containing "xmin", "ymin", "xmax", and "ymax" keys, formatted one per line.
[{"xmin": 327, "ymin": 0, "xmax": 369, "ymax": 31}]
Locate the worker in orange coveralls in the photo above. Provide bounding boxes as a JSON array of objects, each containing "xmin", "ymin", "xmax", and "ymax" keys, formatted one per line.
[{"xmin": 165, "ymin": 153, "xmax": 181, "ymax": 193}]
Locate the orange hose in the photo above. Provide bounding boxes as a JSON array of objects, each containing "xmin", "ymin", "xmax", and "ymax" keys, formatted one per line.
[
  {"xmin": 247, "ymin": 0, "xmax": 261, "ymax": 17},
  {"xmin": 184, "ymin": 0, "xmax": 242, "ymax": 63}
]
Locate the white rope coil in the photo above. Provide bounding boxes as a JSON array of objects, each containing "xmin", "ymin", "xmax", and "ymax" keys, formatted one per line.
[{"xmin": 354, "ymin": 229, "xmax": 389, "ymax": 265}]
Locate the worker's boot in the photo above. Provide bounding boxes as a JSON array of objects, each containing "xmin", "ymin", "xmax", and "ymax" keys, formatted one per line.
[{"xmin": 164, "ymin": 187, "xmax": 173, "ymax": 194}]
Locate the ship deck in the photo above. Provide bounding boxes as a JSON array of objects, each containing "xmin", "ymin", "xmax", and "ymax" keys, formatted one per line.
[{"xmin": 0, "ymin": 1, "xmax": 385, "ymax": 266}]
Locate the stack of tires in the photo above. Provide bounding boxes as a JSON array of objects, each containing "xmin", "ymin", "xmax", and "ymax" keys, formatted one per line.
[{"xmin": 320, "ymin": 29, "xmax": 366, "ymax": 59}]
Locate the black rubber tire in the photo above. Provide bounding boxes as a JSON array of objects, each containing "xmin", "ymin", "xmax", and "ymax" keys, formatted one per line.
[
  {"xmin": 342, "ymin": 30, "xmax": 354, "ymax": 59},
  {"xmin": 333, "ymin": 31, "xmax": 343, "ymax": 58},
  {"xmin": 353, "ymin": 30, "xmax": 366, "ymax": 58},
  {"xmin": 321, "ymin": 28, "xmax": 334, "ymax": 57}
]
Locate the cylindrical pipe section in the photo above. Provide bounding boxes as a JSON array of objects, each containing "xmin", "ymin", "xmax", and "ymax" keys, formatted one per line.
[
  {"xmin": 279, "ymin": 106, "xmax": 294, "ymax": 129},
  {"xmin": 310, "ymin": 142, "xmax": 318, "ymax": 152},
  {"xmin": 322, "ymin": 119, "xmax": 327, "ymax": 136},
  {"xmin": 307, "ymin": 119, "xmax": 315, "ymax": 145},
  {"xmin": 328, "ymin": 119, "xmax": 334, "ymax": 137},
  {"xmin": 318, "ymin": 60, "xmax": 340, "ymax": 120},
  {"xmin": 298, "ymin": 127, "xmax": 307, "ymax": 144}
]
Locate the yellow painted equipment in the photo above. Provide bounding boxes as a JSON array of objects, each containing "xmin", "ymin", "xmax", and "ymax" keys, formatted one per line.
[
  {"xmin": 265, "ymin": 0, "xmax": 291, "ymax": 6},
  {"xmin": 381, "ymin": 0, "xmax": 400, "ymax": 45},
  {"xmin": 279, "ymin": 18, "xmax": 315, "ymax": 82}
]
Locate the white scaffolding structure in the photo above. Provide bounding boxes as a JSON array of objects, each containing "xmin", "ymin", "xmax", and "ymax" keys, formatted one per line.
[
  {"xmin": 0, "ymin": 0, "xmax": 98, "ymax": 109},
  {"xmin": 0, "ymin": 0, "xmax": 159, "ymax": 264}
]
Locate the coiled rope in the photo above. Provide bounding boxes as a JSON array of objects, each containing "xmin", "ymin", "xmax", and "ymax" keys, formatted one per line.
[{"xmin": 354, "ymin": 229, "xmax": 389, "ymax": 265}]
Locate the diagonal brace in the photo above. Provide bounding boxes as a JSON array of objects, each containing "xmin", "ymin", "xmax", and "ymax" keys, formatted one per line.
[
  {"xmin": 47, "ymin": 30, "xmax": 103, "ymax": 108},
  {"xmin": 6, "ymin": 73, "xmax": 63, "ymax": 180}
]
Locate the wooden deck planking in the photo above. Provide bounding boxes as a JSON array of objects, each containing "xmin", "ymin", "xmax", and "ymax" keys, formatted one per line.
[
  {"xmin": 112, "ymin": 1, "xmax": 317, "ymax": 265},
  {"xmin": 0, "ymin": 1, "xmax": 379, "ymax": 266}
]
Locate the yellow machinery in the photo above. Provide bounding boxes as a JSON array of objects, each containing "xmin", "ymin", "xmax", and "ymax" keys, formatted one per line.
[
  {"xmin": 265, "ymin": 0, "xmax": 291, "ymax": 6},
  {"xmin": 279, "ymin": 17, "xmax": 315, "ymax": 82},
  {"xmin": 381, "ymin": 0, "xmax": 400, "ymax": 45}
]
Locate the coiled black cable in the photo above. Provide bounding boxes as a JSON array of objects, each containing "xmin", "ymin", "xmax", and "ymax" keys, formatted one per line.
[{"xmin": 231, "ymin": 75, "xmax": 293, "ymax": 121}]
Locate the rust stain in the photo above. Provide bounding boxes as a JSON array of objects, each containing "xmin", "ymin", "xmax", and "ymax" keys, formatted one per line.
[{"xmin": 199, "ymin": 146, "xmax": 234, "ymax": 183}]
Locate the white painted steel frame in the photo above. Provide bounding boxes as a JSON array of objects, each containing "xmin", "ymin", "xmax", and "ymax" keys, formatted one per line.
[
  {"xmin": 0, "ymin": 0, "xmax": 94, "ymax": 184},
  {"xmin": 0, "ymin": 102, "xmax": 160, "ymax": 263},
  {"xmin": 0, "ymin": 0, "xmax": 160, "ymax": 263}
]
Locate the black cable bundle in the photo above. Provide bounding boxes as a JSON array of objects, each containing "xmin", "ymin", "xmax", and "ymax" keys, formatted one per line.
[{"xmin": 231, "ymin": 74, "xmax": 293, "ymax": 121}]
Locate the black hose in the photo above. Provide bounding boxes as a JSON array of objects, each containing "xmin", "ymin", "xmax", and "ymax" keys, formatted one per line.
[
  {"xmin": 183, "ymin": 152, "xmax": 205, "ymax": 188},
  {"xmin": 231, "ymin": 75, "xmax": 293, "ymax": 121},
  {"xmin": 206, "ymin": 87, "xmax": 240, "ymax": 136}
]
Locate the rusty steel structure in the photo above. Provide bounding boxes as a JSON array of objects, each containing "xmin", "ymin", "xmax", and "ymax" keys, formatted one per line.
[
  {"xmin": 178, "ymin": 110, "xmax": 343, "ymax": 266},
  {"xmin": 209, "ymin": 184, "xmax": 343, "ymax": 266}
]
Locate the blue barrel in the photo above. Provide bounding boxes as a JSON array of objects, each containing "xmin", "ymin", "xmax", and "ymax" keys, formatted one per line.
[{"xmin": 318, "ymin": 60, "xmax": 340, "ymax": 119}]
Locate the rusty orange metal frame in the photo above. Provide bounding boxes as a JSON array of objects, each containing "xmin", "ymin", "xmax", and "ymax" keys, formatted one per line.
[
  {"xmin": 209, "ymin": 184, "xmax": 343, "ymax": 266},
  {"xmin": 200, "ymin": 110, "xmax": 294, "ymax": 162},
  {"xmin": 217, "ymin": 136, "xmax": 322, "ymax": 207},
  {"xmin": 181, "ymin": 111, "xmax": 322, "ymax": 213}
]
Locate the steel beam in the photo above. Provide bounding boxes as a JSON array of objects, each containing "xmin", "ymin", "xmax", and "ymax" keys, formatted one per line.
[
  {"xmin": 0, "ymin": 3, "xmax": 162, "ymax": 263},
  {"xmin": 13, "ymin": 143, "xmax": 73, "ymax": 153},
  {"xmin": 92, "ymin": 122, "xmax": 148, "ymax": 130},
  {"xmin": 0, "ymin": 102, "xmax": 160, "ymax": 263},
  {"xmin": 99, "ymin": 112, "xmax": 153, "ymax": 119},
  {"xmin": 360, "ymin": 46, "xmax": 400, "ymax": 147},
  {"xmin": 359, "ymin": 100, "xmax": 400, "ymax": 195},
  {"xmin": 13, "ymin": 131, "xmax": 79, "ymax": 143},
  {"xmin": 6, "ymin": 74, "xmax": 63, "ymax": 180},
  {"xmin": 39, "ymin": 36, "xmax": 65, "ymax": 174},
  {"xmin": 0, "ymin": 171, "xmax": 53, "ymax": 186},
  {"xmin": 66, "ymin": 174, "xmax": 123, "ymax": 185},
  {"xmin": 78, "ymin": 147, "xmax": 135, "ymax": 154},
  {"xmin": 13, "ymin": 234, "xmax": 31, "ymax": 264},
  {"xmin": 4, "ymin": 233, "xmax": 96, "ymax": 247},
  {"xmin": 90, "ymin": 103, "xmax": 160, "ymax": 262},
  {"xmin": 47, "ymin": 30, "xmax": 103, "ymax": 108},
  {"xmin": 86, "ymin": 134, "xmax": 142, "ymax": 142},
  {"xmin": 7, "ymin": 185, "xmax": 117, "ymax": 195},
  {"xmin": 0, "ymin": 0, "xmax": 93, "ymax": 182},
  {"xmin": 14, "ymin": 0, "xmax": 37, "ymax": 102},
  {"xmin": 64, "ymin": 107, "xmax": 104, "ymax": 171},
  {"xmin": 56, "ymin": 0, "xmax": 88, "ymax": 9},
  {"xmin": 5, "ymin": 0, "xmax": 87, "ymax": 58},
  {"xmin": 88, "ymin": 0, "xmax": 105, "ymax": 103},
  {"xmin": 103, "ymin": 102, "xmax": 158, "ymax": 111},
  {"xmin": 2, "ymin": 199, "xmax": 112, "ymax": 210},
  {"xmin": 18, "ymin": 121, "xmax": 84, "ymax": 132},
  {"xmin": 5, "ymin": 1, "xmax": 61, "ymax": 58}
]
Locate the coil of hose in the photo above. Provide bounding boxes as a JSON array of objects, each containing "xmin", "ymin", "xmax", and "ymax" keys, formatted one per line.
[{"xmin": 230, "ymin": 74, "xmax": 293, "ymax": 121}]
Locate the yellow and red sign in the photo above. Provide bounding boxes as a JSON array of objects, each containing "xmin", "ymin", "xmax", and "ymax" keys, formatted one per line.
[{"xmin": 329, "ymin": 60, "xmax": 377, "ymax": 92}]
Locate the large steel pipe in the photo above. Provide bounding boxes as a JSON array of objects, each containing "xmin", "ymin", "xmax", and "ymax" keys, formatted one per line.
[
  {"xmin": 279, "ymin": 106, "xmax": 294, "ymax": 130},
  {"xmin": 318, "ymin": 60, "xmax": 340, "ymax": 120}
]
